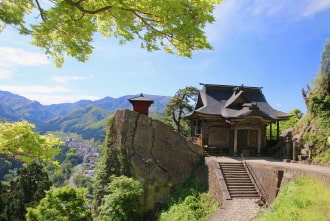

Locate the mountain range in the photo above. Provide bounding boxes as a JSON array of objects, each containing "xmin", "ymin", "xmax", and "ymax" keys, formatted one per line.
[{"xmin": 0, "ymin": 90, "xmax": 171, "ymax": 142}]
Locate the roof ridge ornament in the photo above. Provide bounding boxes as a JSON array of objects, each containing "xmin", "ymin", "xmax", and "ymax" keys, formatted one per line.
[{"xmin": 250, "ymin": 102, "xmax": 259, "ymax": 110}]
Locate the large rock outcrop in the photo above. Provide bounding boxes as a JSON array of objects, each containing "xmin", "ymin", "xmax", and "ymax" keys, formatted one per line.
[{"xmin": 105, "ymin": 109, "xmax": 203, "ymax": 212}]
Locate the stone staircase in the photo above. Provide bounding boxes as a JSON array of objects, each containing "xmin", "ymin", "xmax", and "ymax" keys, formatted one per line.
[{"xmin": 219, "ymin": 162, "xmax": 259, "ymax": 199}]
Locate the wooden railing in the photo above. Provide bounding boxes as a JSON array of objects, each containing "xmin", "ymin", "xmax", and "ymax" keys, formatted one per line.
[
  {"xmin": 268, "ymin": 140, "xmax": 286, "ymax": 157},
  {"xmin": 191, "ymin": 136, "xmax": 202, "ymax": 146}
]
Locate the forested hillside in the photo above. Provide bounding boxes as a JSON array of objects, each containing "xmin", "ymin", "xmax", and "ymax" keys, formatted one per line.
[{"xmin": 0, "ymin": 92, "xmax": 171, "ymax": 142}]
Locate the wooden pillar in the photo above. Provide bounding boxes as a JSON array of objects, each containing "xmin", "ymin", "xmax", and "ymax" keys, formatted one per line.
[
  {"xmin": 292, "ymin": 139, "xmax": 297, "ymax": 161},
  {"xmin": 257, "ymin": 129, "xmax": 261, "ymax": 155},
  {"xmin": 269, "ymin": 123, "xmax": 272, "ymax": 140},
  {"xmin": 200, "ymin": 121, "xmax": 204, "ymax": 146},
  {"xmin": 234, "ymin": 128, "xmax": 238, "ymax": 156},
  {"xmin": 276, "ymin": 121, "xmax": 280, "ymax": 141}
]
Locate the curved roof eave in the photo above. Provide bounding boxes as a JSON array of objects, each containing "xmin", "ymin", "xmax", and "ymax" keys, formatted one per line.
[
  {"xmin": 184, "ymin": 110, "xmax": 221, "ymax": 119},
  {"xmin": 222, "ymin": 108, "xmax": 291, "ymax": 120}
]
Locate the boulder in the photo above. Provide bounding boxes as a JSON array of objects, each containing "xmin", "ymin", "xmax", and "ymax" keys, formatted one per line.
[{"xmin": 106, "ymin": 109, "xmax": 203, "ymax": 212}]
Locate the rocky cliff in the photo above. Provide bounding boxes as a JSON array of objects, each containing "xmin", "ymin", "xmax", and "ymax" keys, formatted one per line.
[{"xmin": 100, "ymin": 109, "xmax": 204, "ymax": 213}]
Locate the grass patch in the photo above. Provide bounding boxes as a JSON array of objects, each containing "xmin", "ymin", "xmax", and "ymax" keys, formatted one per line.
[
  {"xmin": 255, "ymin": 176, "xmax": 330, "ymax": 221},
  {"xmin": 314, "ymin": 148, "xmax": 330, "ymax": 165},
  {"xmin": 159, "ymin": 177, "xmax": 219, "ymax": 221}
]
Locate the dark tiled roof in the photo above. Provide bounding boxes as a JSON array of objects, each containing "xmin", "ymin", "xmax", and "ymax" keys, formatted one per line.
[
  {"xmin": 128, "ymin": 93, "xmax": 154, "ymax": 103},
  {"xmin": 186, "ymin": 84, "xmax": 291, "ymax": 120}
]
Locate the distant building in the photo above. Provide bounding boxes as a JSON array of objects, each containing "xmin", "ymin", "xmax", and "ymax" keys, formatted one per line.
[{"xmin": 185, "ymin": 84, "xmax": 291, "ymax": 156}]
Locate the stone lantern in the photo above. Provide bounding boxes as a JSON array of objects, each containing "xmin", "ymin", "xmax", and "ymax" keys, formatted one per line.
[{"xmin": 128, "ymin": 93, "xmax": 154, "ymax": 116}]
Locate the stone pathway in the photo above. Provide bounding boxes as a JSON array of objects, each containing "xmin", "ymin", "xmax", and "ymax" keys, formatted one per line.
[
  {"xmin": 207, "ymin": 156, "xmax": 330, "ymax": 221},
  {"xmin": 207, "ymin": 156, "xmax": 261, "ymax": 221},
  {"xmin": 208, "ymin": 198, "xmax": 260, "ymax": 221}
]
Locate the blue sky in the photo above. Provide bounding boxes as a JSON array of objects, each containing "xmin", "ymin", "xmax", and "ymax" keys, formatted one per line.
[{"xmin": 0, "ymin": 0, "xmax": 330, "ymax": 114}]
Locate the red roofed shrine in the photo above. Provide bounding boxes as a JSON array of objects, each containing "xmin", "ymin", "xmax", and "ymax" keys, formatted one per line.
[{"xmin": 128, "ymin": 93, "xmax": 154, "ymax": 116}]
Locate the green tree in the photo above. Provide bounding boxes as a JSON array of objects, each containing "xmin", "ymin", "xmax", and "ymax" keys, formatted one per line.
[
  {"xmin": 302, "ymin": 40, "xmax": 330, "ymax": 112},
  {"xmin": 163, "ymin": 86, "xmax": 199, "ymax": 136},
  {"xmin": 1, "ymin": 162, "xmax": 52, "ymax": 221},
  {"xmin": 0, "ymin": 182, "xmax": 7, "ymax": 220},
  {"xmin": 159, "ymin": 177, "xmax": 218, "ymax": 221},
  {"xmin": 93, "ymin": 116, "xmax": 132, "ymax": 215},
  {"xmin": 26, "ymin": 186, "xmax": 92, "ymax": 221},
  {"xmin": 65, "ymin": 149, "xmax": 83, "ymax": 166},
  {"xmin": 74, "ymin": 174, "xmax": 93, "ymax": 194},
  {"xmin": 320, "ymin": 39, "xmax": 330, "ymax": 93},
  {"xmin": 0, "ymin": 158, "xmax": 16, "ymax": 180},
  {"xmin": 0, "ymin": 121, "xmax": 62, "ymax": 163},
  {"xmin": 0, "ymin": 0, "xmax": 221, "ymax": 67},
  {"xmin": 95, "ymin": 176, "xmax": 143, "ymax": 221},
  {"xmin": 267, "ymin": 108, "xmax": 303, "ymax": 138},
  {"xmin": 50, "ymin": 173, "xmax": 66, "ymax": 187},
  {"xmin": 60, "ymin": 160, "xmax": 74, "ymax": 179}
]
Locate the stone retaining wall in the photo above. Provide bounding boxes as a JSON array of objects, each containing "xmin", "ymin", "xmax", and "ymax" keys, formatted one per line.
[
  {"xmin": 249, "ymin": 161, "xmax": 330, "ymax": 204},
  {"xmin": 205, "ymin": 157, "xmax": 224, "ymax": 203}
]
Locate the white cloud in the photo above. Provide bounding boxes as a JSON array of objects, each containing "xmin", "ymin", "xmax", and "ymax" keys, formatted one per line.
[
  {"xmin": 207, "ymin": 0, "xmax": 330, "ymax": 46},
  {"xmin": 0, "ymin": 84, "xmax": 100, "ymax": 104},
  {"xmin": 51, "ymin": 75, "xmax": 87, "ymax": 84},
  {"xmin": 303, "ymin": 0, "xmax": 330, "ymax": 17},
  {"xmin": 247, "ymin": 0, "xmax": 330, "ymax": 18},
  {"xmin": 0, "ymin": 85, "xmax": 70, "ymax": 94},
  {"xmin": 0, "ymin": 46, "xmax": 49, "ymax": 67},
  {"xmin": 0, "ymin": 69, "xmax": 13, "ymax": 79},
  {"xmin": 216, "ymin": 0, "xmax": 330, "ymax": 21},
  {"xmin": 25, "ymin": 95, "xmax": 101, "ymax": 105}
]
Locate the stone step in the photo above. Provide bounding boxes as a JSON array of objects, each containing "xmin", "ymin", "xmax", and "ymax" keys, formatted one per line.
[
  {"xmin": 231, "ymin": 194, "xmax": 259, "ymax": 198},
  {"xmin": 230, "ymin": 189, "xmax": 258, "ymax": 192},
  {"xmin": 223, "ymin": 171, "xmax": 249, "ymax": 174},
  {"xmin": 227, "ymin": 183, "xmax": 255, "ymax": 187},
  {"xmin": 224, "ymin": 177, "xmax": 252, "ymax": 181},
  {"xmin": 219, "ymin": 164, "xmax": 245, "ymax": 167},
  {"xmin": 220, "ymin": 165, "xmax": 245, "ymax": 168},
  {"xmin": 223, "ymin": 170, "xmax": 248, "ymax": 174},
  {"xmin": 225, "ymin": 178, "xmax": 251, "ymax": 181},
  {"xmin": 224, "ymin": 175, "xmax": 252, "ymax": 178},
  {"xmin": 221, "ymin": 167, "xmax": 246, "ymax": 169},
  {"xmin": 219, "ymin": 161, "xmax": 260, "ymax": 199},
  {"xmin": 228, "ymin": 189, "xmax": 257, "ymax": 193},
  {"xmin": 221, "ymin": 164, "xmax": 243, "ymax": 166},
  {"xmin": 220, "ymin": 164, "xmax": 245, "ymax": 166},
  {"xmin": 230, "ymin": 191, "xmax": 259, "ymax": 194},
  {"xmin": 221, "ymin": 167, "xmax": 246, "ymax": 170},
  {"xmin": 225, "ymin": 179, "xmax": 253, "ymax": 184},
  {"xmin": 221, "ymin": 168, "xmax": 247, "ymax": 172},
  {"xmin": 222, "ymin": 170, "xmax": 248, "ymax": 174},
  {"xmin": 228, "ymin": 185, "xmax": 255, "ymax": 190}
]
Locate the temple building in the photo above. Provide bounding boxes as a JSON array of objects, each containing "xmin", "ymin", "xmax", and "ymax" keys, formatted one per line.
[{"xmin": 185, "ymin": 84, "xmax": 291, "ymax": 156}]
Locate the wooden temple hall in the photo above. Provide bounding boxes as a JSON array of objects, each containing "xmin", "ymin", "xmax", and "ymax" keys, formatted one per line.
[{"xmin": 185, "ymin": 84, "xmax": 291, "ymax": 156}]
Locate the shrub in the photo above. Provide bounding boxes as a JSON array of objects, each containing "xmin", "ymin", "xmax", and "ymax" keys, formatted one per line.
[
  {"xmin": 95, "ymin": 176, "xmax": 143, "ymax": 221},
  {"xmin": 159, "ymin": 177, "xmax": 219, "ymax": 221}
]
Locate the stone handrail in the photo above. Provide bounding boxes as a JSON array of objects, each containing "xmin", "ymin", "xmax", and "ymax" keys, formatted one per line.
[{"xmin": 241, "ymin": 154, "xmax": 268, "ymax": 204}]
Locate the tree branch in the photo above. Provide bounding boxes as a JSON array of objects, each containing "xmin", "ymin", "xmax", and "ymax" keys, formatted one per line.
[
  {"xmin": 64, "ymin": 0, "xmax": 113, "ymax": 14},
  {"xmin": 63, "ymin": 0, "xmax": 176, "ymax": 41},
  {"xmin": 35, "ymin": 0, "xmax": 47, "ymax": 22}
]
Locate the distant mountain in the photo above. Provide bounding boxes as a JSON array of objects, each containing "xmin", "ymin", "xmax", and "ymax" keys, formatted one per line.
[
  {"xmin": 44, "ymin": 104, "xmax": 111, "ymax": 141},
  {"xmin": 0, "ymin": 90, "xmax": 171, "ymax": 141},
  {"xmin": 45, "ymin": 100, "xmax": 94, "ymax": 117},
  {"xmin": 0, "ymin": 91, "xmax": 53, "ymax": 127}
]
